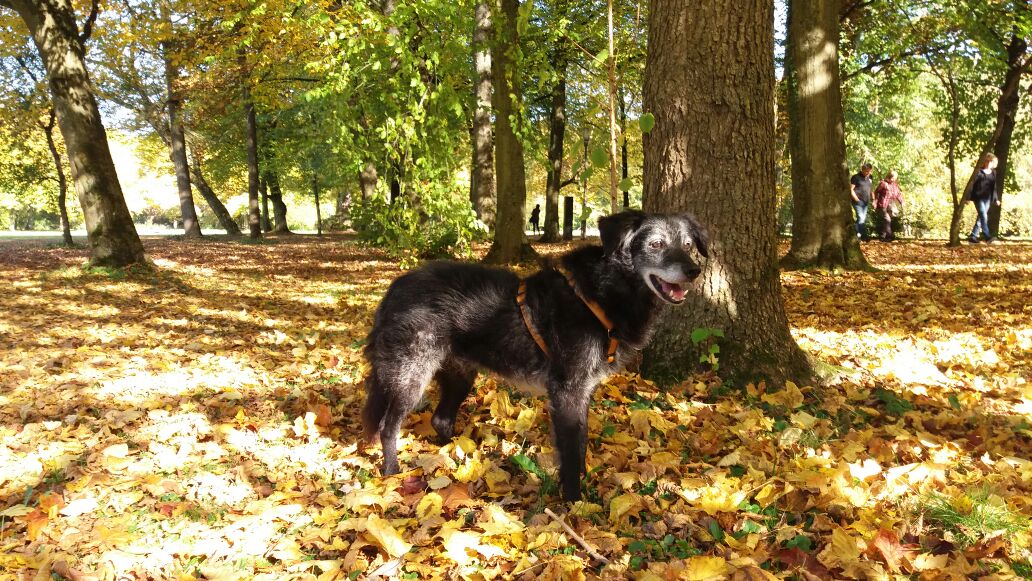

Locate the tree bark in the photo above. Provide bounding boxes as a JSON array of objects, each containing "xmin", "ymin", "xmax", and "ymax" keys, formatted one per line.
[
  {"xmin": 988, "ymin": 34, "xmax": 1028, "ymax": 236},
  {"xmin": 264, "ymin": 170, "xmax": 290, "ymax": 233},
  {"xmin": 605, "ymin": 0, "xmax": 620, "ymax": 214},
  {"xmin": 6, "ymin": 0, "xmax": 145, "ymax": 266},
  {"xmin": 540, "ymin": 27, "xmax": 568, "ymax": 243},
  {"xmin": 161, "ymin": 3, "xmax": 201, "ymax": 238},
  {"xmin": 241, "ymin": 59, "xmax": 261, "ymax": 239},
  {"xmin": 620, "ymin": 87, "xmax": 630, "ymax": 208},
  {"xmin": 259, "ymin": 178, "xmax": 271, "ymax": 232},
  {"xmin": 189, "ymin": 151, "xmax": 242, "ymax": 235},
  {"xmin": 312, "ymin": 173, "xmax": 322, "ymax": 236},
  {"xmin": 359, "ymin": 162, "xmax": 378, "ymax": 200},
  {"xmin": 43, "ymin": 109, "xmax": 73, "ymax": 246},
  {"xmin": 470, "ymin": 0, "xmax": 497, "ymax": 229},
  {"xmin": 485, "ymin": 0, "xmax": 535, "ymax": 264},
  {"xmin": 641, "ymin": 0, "xmax": 813, "ymax": 385},
  {"xmin": 781, "ymin": 0, "xmax": 869, "ymax": 270}
]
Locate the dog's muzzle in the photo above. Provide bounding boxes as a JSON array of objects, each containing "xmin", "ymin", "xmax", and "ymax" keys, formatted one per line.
[{"xmin": 645, "ymin": 266, "xmax": 701, "ymax": 304}]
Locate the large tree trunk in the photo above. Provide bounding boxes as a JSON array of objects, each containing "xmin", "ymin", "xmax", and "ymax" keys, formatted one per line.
[
  {"xmin": 605, "ymin": 0, "xmax": 620, "ymax": 214},
  {"xmin": 162, "ymin": 4, "xmax": 201, "ymax": 238},
  {"xmin": 242, "ymin": 62, "xmax": 261, "ymax": 239},
  {"xmin": 264, "ymin": 170, "xmax": 290, "ymax": 233},
  {"xmin": 781, "ymin": 0, "xmax": 868, "ymax": 270},
  {"xmin": 540, "ymin": 31, "xmax": 568, "ymax": 243},
  {"xmin": 485, "ymin": 0, "xmax": 535, "ymax": 264},
  {"xmin": 359, "ymin": 163, "xmax": 378, "ymax": 201},
  {"xmin": 620, "ymin": 88, "xmax": 630, "ymax": 208},
  {"xmin": 43, "ymin": 109, "xmax": 73, "ymax": 246},
  {"xmin": 259, "ymin": 177, "xmax": 272, "ymax": 232},
  {"xmin": 988, "ymin": 34, "xmax": 1028, "ymax": 236},
  {"xmin": 312, "ymin": 173, "xmax": 322, "ymax": 236},
  {"xmin": 189, "ymin": 151, "xmax": 242, "ymax": 235},
  {"xmin": 641, "ymin": 0, "xmax": 812, "ymax": 385},
  {"xmin": 470, "ymin": 0, "xmax": 496, "ymax": 229},
  {"xmin": 6, "ymin": 0, "xmax": 145, "ymax": 266}
]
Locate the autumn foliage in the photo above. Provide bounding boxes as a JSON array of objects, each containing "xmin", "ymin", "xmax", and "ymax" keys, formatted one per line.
[{"xmin": 0, "ymin": 236, "xmax": 1030, "ymax": 579}]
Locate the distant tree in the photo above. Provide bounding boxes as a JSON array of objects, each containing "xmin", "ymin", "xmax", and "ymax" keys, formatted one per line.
[
  {"xmin": 486, "ymin": 0, "xmax": 535, "ymax": 263},
  {"xmin": 642, "ymin": 0, "xmax": 812, "ymax": 384},
  {"xmin": 470, "ymin": 0, "xmax": 496, "ymax": 229},
  {"xmin": 0, "ymin": 0, "xmax": 145, "ymax": 266},
  {"xmin": 782, "ymin": 0, "xmax": 869, "ymax": 270}
]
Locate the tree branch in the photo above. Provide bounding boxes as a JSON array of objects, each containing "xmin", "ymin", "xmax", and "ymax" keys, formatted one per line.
[{"xmin": 79, "ymin": 0, "xmax": 99, "ymax": 45}]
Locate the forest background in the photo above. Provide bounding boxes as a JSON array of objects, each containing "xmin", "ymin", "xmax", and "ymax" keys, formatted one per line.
[{"xmin": 1, "ymin": 0, "xmax": 1030, "ymax": 245}]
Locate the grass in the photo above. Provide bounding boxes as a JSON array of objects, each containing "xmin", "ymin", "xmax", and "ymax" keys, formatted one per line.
[{"xmin": 918, "ymin": 488, "xmax": 1030, "ymax": 549}]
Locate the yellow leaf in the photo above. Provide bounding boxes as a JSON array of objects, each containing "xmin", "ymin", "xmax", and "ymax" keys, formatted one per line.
[
  {"xmin": 364, "ymin": 514, "xmax": 411, "ymax": 558},
  {"xmin": 438, "ymin": 522, "xmax": 479, "ymax": 566},
  {"xmin": 513, "ymin": 408, "xmax": 537, "ymax": 434},
  {"xmin": 685, "ymin": 555, "xmax": 729, "ymax": 580},
  {"xmin": 761, "ymin": 381, "xmax": 805, "ymax": 409},
  {"xmin": 817, "ymin": 526, "xmax": 862, "ymax": 570},
  {"xmin": 608, "ymin": 493, "xmax": 642, "ymax": 523},
  {"xmin": 416, "ymin": 492, "xmax": 443, "ymax": 519}
]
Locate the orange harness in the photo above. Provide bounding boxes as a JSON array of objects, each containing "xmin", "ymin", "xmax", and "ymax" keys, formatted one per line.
[{"xmin": 516, "ymin": 269, "xmax": 619, "ymax": 364}]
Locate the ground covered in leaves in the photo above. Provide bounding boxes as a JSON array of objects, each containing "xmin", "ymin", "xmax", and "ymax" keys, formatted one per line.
[{"xmin": 0, "ymin": 235, "xmax": 1030, "ymax": 580}]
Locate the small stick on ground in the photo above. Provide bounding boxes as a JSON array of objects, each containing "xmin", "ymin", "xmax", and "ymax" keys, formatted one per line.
[{"xmin": 544, "ymin": 508, "xmax": 610, "ymax": 564}]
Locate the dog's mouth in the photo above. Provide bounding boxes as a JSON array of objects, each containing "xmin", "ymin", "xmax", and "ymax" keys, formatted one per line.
[{"xmin": 650, "ymin": 275, "xmax": 687, "ymax": 304}]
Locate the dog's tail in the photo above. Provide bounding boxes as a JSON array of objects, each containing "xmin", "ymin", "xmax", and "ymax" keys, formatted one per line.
[{"xmin": 361, "ymin": 375, "xmax": 389, "ymax": 443}]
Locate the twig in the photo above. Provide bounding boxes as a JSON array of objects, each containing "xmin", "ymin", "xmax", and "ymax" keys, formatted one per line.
[{"xmin": 543, "ymin": 508, "xmax": 610, "ymax": 564}]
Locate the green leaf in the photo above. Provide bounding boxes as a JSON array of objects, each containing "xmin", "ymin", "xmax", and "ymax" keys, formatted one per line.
[
  {"xmin": 619, "ymin": 177, "xmax": 633, "ymax": 192},
  {"xmin": 948, "ymin": 394, "xmax": 961, "ymax": 411},
  {"xmin": 638, "ymin": 113, "xmax": 656, "ymax": 134},
  {"xmin": 593, "ymin": 48, "xmax": 609, "ymax": 67},
  {"xmin": 590, "ymin": 146, "xmax": 609, "ymax": 168}
]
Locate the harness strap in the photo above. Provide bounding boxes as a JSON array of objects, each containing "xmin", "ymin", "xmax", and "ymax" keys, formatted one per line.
[
  {"xmin": 559, "ymin": 268, "xmax": 620, "ymax": 364},
  {"xmin": 517, "ymin": 281, "xmax": 551, "ymax": 358}
]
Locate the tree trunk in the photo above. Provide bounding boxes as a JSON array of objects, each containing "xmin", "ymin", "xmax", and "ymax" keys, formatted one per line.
[
  {"xmin": 162, "ymin": 4, "xmax": 201, "ymax": 238},
  {"xmin": 605, "ymin": 0, "xmax": 620, "ymax": 214},
  {"xmin": 189, "ymin": 151, "xmax": 242, "ymax": 235},
  {"xmin": 359, "ymin": 162, "xmax": 378, "ymax": 200},
  {"xmin": 540, "ymin": 30, "xmax": 568, "ymax": 243},
  {"xmin": 7, "ymin": 0, "xmax": 145, "ymax": 266},
  {"xmin": 988, "ymin": 35, "xmax": 1028, "ymax": 236},
  {"xmin": 470, "ymin": 0, "xmax": 497, "ymax": 229},
  {"xmin": 485, "ymin": 0, "xmax": 535, "ymax": 264},
  {"xmin": 263, "ymin": 171, "xmax": 290, "ymax": 233},
  {"xmin": 242, "ymin": 62, "xmax": 261, "ymax": 239},
  {"xmin": 641, "ymin": 0, "xmax": 812, "ymax": 385},
  {"xmin": 781, "ymin": 0, "xmax": 868, "ymax": 270},
  {"xmin": 259, "ymin": 177, "xmax": 272, "ymax": 232},
  {"xmin": 620, "ymin": 88, "xmax": 630, "ymax": 208},
  {"xmin": 313, "ymin": 173, "xmax": 322, "ymax": 236},
  {"xmin": 43, "ymin": 109, "xmax": 73, "ymax": 247}
]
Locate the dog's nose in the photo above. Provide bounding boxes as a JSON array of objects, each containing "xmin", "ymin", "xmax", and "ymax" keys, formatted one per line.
[{"xmin": 685, "ymin": 265, "xmax": 702, "ymax": 281}]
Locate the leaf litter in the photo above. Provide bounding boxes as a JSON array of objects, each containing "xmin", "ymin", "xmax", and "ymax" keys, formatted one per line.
[{"xmin": 0, "ymin": 236, "xmax": 1029, "ymax": 580}]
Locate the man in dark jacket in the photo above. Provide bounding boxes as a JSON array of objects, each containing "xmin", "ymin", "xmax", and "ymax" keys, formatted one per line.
[{"xmin": 849, "ymin": 163, "xmax": 874, "ymax": 241}]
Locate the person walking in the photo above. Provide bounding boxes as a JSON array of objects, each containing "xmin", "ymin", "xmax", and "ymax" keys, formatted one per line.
[
  {"xmin": 968, "ymin": 153, "xmax": 999, "ymax": 244},
  {"xmin": 874, "ymin": 171, "xmax": 904, "ymax": 242},
  {"xmin": 529, "ymin": 203, "xmax": 541, "ymax": 234},
  {"xmin": 849, "ymin": 163, "xmax": 874, "ymax": 241}
]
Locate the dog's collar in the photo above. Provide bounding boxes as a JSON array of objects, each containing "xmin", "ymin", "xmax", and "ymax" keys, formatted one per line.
[{"xmin": 558, "ymin": 267, "xmax": 619, "ymax": 364}]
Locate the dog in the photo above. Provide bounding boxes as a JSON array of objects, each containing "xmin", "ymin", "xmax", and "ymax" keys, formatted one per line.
[{"xmin": 361, "ymin": 210, "xmax": 709, "ymax": 501}]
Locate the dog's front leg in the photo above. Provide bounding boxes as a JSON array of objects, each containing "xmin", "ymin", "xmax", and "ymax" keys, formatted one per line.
[{"xmin": 548, "ymin": 384, "xmax": 593, "ymax": 501}]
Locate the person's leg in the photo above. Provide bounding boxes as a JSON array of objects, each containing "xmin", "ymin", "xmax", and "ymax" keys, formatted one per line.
[
  {"xmin": 852, "ymin": 202, "xmax": 867, "ymax": 240},
  {"xmin": 880, "ymin": 208, "xmax": 892, "ymax": 240},
  {"xmin": 978, "ymin": 198, "xmax": 992, "ymax": 240}
]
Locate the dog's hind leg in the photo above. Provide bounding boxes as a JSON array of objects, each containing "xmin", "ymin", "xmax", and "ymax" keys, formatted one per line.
[
  {"xmin": 373, "ymin": 337, "xmax": 446, "ymax": 476},
  {"xmin": 431, "ymin": 360, "xmax": 477, "ymax": 444}
]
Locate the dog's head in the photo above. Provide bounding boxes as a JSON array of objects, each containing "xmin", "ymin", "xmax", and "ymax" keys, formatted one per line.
[{"xmin": 599, "ymin": 210, "xmax": 709, "ymax": 304}]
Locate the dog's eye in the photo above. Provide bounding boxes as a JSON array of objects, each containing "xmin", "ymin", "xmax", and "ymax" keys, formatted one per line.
[{"xmin": 649, "ymin": 240, "xmax": 666, "ymax": 250}]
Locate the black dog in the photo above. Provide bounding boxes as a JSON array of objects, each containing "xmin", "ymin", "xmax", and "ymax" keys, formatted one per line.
[{"xmin": 361, "ymin": 210, "xmax": 709, "ymax": 500}]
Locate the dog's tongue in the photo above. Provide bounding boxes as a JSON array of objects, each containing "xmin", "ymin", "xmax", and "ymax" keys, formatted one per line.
[{"xmin": 660, "ymin": 280, "xmax": 686, "ymax": 301}]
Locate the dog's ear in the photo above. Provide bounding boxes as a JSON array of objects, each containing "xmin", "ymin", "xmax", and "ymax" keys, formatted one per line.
[
  {"xmin": 599, "ymin": 210, "xmax": 646, "ymax": 258},
  {"xmin": 680, "ymin": 213, "xmax": 710, "ymax": 258}
]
